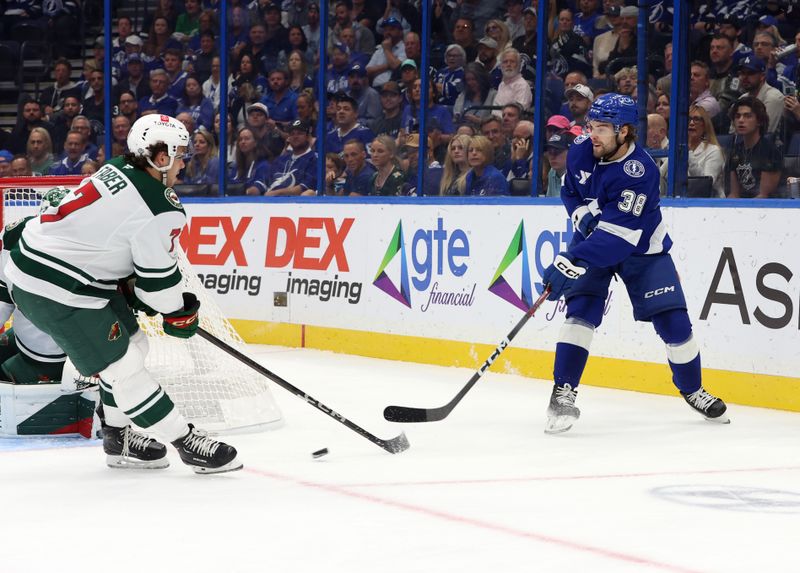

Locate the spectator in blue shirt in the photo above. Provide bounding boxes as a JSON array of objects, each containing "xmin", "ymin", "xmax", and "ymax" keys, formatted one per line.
[
  {"xmin": 342, "ymin": 139, "xmax": 376, "ymax": 196},
  {"xmin": 183, "ymin": 127, "xmax": 219, "ymax": 185},
  {"xmin": 325, "ymin": 94, "xmax": 375, "ymax": 155},
  {"xmin": 464, "ymin": 135, "xmax": 509, "ymax": 195},
  {"xmin": 163, "ymin": 48, "xmax": 189, "ymax": 99},
  {"xmin": 176, "ymin": 75, "xmax": 215, "ymax": 131},
  {"xmin": 435, "ymin": 44, "xmax": 466, "ymax": 107},
  {"xmin": 139, "ymin": 68, "xmax": 179, "ymax": 116},
  {"xmin": 48, "ymin": 130, "xmax": 89, "ymax": 175},
  {"xmin": 229, "ymin": 127, "xmax": 271, "ymax": 196},
  {"xmin": 261, "ymin": 68, "xmax": 298, "ymax": 125},
  {"xmin": 265, "ymin": 120, "xmax": 318, "ymax": 196}
]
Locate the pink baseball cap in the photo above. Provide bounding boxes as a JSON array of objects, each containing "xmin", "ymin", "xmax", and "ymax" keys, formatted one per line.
[{"xmin": 546, "ymin": 115, "xmax": 570, "ymax": 130}]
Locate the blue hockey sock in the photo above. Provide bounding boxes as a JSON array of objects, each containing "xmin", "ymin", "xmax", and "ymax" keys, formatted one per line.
[{"xmin": 668, "ymin": 353, "xmax": 702, "ymax": 395}]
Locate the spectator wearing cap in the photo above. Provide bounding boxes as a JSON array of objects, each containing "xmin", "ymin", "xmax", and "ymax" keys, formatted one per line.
[
  {"xmin": 604, "ymin": 5, "xmax": 636, "ymax": 68},
  {"xmin": 245, "ymin": 103, "xmax": 285, "ymax": 161},
  {"xmin": 347, "ymin": 64, "xmax": 382, "ymax": 125},
  {"xmin": 546, "ymin": 115, "xmax": 570, "ymax": 139},
  {"xmin": 375, "ymin": 0, "xmax": 414, "ymax": 35},
  {"xmin": 453, "ymin": 62, "xmax": 497, "ymax": 126},
  {"xmin": 262, "ymin": 68, "xmax": 298, "ymax": 125},
  {"xmin": 735, "ymin": 55, "xmax": 783, "ymax": 133},
  {"xmin": 342, "ymin": 139, "xmax": 376, "ymax": 196},
  {"xmin": 544, "ymin": 131, "xmax": 574, "ymax": 197},
  {"xmin": 397, "ymin": 59, "xmax": 420, "ymax": 95},
  {"xmin": 326, "ymin": 43, "xmax": 353, "ymax": 95},
  {"xmin": 476, "ymin": 37, "xmax": 503, "ymax": 88},
  {"xmin": 366, "ymin": 17, "xmax": 407, "ymax": 88},
  {"xmin": 717, "ymin": 15, "xmax": 752, "ymax": 65},
  {"xmin": 326, "ymin": 94, "xmax": 376, "ymax": 155},
  {"xmin": 331, "ymin": 0, "xmax": 375, "ymax": 57},
  {"xmin": 558, "ymin": 71, "xmax": 587, "ymax": 118},
  {"xmin": 504, "ymin": 0, "xmax": 526, "ymax": 41},
  {"xmin": 509, "ymin": 119, "xmax": 534, "ymax": 180},
  {"xmin": 229, "ymin": 127, "xmax": 272, "ymax": 196},
  {"xmin": 0, "ymin": 150, "xmax": 12, "ymax": 177},
  {"xmin": 139, "ymin": 69, "xmax": 180, "ymax": 117},
  {"xmin": 49, "ymin": 129, "xmax": 89, "ymax": 176},
  {"xmin": 435, "ymin": 45, "xmax": 467, "ymax": 107},
  {"xmin": 512, "ymin": 7, "xmax": 537, "ymax": 60},
  {"xmin": 369, "ymin": 81, "xmax": 405, "ymax": 137},
  {"xmin": 401, "ymin": 133, "xmax": 443, "ymax": 196},
  {"xmin": 39, "ymin": 59, "xmax": 82, "ymax": 117},
  {"xmin": 118, "ymin": 53, "xmax": 152, "ymax": 102},
  {"xmin": 565, "ymin": 83, "xmax": 593, "ymax": 129},
  {"xmin": 493, "ymin": 48, "xmax": 532, "ymax": 114},
  {"xmin": 452, "ymin": 18, "xmax": 479, "ymax": 63},
  {"xmin": 464, "ymin": 135, "xmax": 509, "ymax": 196},
  {"xmin": 689, "ymin": 61, "xmax": 721, "ymax": 119},
  {"xmin": 262, "ymin": 3, "xmax": 290, "ymax": 72},
  {"xmin": 264, "ymin": 120, "xmax": 318, "ymax": 196}
]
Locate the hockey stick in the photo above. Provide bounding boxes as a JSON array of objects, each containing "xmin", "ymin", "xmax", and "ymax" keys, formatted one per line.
[
  {"xmin": 196, "ymin": 328, "xmax": 410, "ymax": 454},
  {"xmin": 383, "ymin": 286, "xmax": 552, "ymax": 423}
]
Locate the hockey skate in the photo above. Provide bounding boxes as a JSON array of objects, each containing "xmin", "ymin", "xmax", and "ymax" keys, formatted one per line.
[
  {"xmin": 681, "ymin": 387, "xmax": 730, "ymax": 424},
  {"xmin": 545, "ymin": 383, "xmax": 580, "ymax": 434},
  {"xmin": 103, "ymin": 425, "xmax": 169, "ymax": 469},
  {"xmin": 171, "ymin": 424, "xmax": 242, "ymax": 474}
]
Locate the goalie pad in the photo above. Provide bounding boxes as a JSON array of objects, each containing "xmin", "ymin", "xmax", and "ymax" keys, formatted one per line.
[{"xmin": 0, "ymin": 382, "xmax": 100, "ymax": 438}]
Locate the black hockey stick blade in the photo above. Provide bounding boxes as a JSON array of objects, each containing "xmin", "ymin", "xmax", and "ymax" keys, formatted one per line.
[
  {"xmin": 383, "ymin": 287, "xmax": 551, "ymax": 423},
  {"xmin": 196, "ymin": 328, "xmax": 410, "ymax": 454}
]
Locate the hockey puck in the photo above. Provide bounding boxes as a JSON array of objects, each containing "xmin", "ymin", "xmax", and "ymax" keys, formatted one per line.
[{"xmin": 312, "ymin": 447, "xmax": 329, "ymax": 459}]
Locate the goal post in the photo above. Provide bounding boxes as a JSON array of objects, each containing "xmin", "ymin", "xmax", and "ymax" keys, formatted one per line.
[{"xmin": 0, "ymin": 175, "xmax": 283, "ymax": 434}]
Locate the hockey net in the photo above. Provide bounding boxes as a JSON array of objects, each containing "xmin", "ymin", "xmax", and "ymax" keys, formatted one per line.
[{"xmin": 0, "ymin": 176, "xmax": 283, "ymax": 434}]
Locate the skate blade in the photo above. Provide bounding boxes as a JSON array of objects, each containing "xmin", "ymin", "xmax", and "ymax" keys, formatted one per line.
[
  {"xmin": 544, "ymin": 415, "xmax": 578, "ymax": 434},
  {"xmin": 191, "ymin": 457, "xmax": 244, "ymax": 475},
  {"xmin": 106, "ymin": 455, "xmax": 169, "ymax": 469},
  {"xmin": 705, "ymin": 413, "xmax": 731, "ymax": 424}
]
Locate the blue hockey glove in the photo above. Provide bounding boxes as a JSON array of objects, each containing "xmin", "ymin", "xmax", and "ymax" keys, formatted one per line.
[
  {"xmin": 571, "ymin": 199, "xmax": 601, "ymax": 238},
  {"xmin": 542, "ymin": 252, "xmax": 587, "ymax": 301}
]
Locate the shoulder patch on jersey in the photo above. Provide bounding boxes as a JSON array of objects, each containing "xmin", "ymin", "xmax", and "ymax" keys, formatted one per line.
[
  {"xmin": 623, "ymin": 159, "xmax": 645, "ymax": 178},
  {"xmin": 164, "ymin": 188, "xmax": 182, "ymax": 208},
  {"xmin": 574, "ymin": 134, "xmax": 589, "ymax": 144}
]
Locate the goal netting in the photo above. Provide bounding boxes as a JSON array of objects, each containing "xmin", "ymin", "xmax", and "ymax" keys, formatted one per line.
[{"xmin": 0, "ymin": 176, "xmax": 283, "ymax": 434}]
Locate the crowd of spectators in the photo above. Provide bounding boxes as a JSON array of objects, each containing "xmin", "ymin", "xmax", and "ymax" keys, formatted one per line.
[{"xmin": 1, "ymin": 0, "xmax": 800, "ymax": 198}]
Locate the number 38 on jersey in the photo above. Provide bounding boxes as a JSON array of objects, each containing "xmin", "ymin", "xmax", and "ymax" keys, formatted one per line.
[{"xmin": 618, "ymin": 190, "xmax": 647, "ymax": 216}]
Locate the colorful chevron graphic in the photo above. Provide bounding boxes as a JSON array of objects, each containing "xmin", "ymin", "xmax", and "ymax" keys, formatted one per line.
[
  {"xmin": 488, "ymin": 222, "xmax": 533, "ymax": 311},
  {"xmin": 373, "ymin": 221, "xmax": 411, "ymax": 308}
]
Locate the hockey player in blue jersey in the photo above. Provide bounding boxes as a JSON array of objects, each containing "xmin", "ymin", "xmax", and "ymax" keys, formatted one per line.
[{"xmin": 541, "ymin": 93, "xmax": 729, "ymax": 434}]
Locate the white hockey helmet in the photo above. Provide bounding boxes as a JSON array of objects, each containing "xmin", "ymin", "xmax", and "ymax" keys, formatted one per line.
[{"xmin": 127, "ymin": 114, "xmax": 190, "ymax": 179}]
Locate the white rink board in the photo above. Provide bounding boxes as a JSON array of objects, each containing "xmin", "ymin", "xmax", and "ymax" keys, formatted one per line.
[{"xmin": 182, "ymin": 202, "xmax": 800, "ymax": 378}]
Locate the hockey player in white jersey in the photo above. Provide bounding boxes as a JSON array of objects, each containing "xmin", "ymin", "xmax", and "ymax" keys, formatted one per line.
[
  {"xmin": 541, "ymin": 94, "xmax": 729, "ymax": 434},
  {"xmin": 4, "ymin": 114, "xmax": 242, "ymax": 473}
]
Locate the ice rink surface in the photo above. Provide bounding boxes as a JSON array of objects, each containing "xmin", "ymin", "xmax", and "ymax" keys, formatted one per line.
[{"xmin": 1, "ymin": 344, "xmax": 798, "ymax": 573}]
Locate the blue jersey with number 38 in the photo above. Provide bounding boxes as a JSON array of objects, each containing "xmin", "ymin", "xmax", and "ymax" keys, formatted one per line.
[{"xmin": 561, "ymin": 135, "xmax": 672, "ymax": 269}]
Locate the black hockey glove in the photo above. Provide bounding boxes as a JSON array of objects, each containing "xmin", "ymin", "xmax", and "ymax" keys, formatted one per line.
[{"xmin": 163, "ymin": 292, "xmax": 201, "ymax": 339}]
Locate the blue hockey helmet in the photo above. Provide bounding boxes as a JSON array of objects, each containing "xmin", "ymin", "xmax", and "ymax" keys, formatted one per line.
[{"xmin": 586, "ymin": 93, "xmax": 638, "ymax": 128}]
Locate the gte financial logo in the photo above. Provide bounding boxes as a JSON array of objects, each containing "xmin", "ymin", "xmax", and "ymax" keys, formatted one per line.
[
  {"xmin": 373, "ymin": 218, "xmax": 475, "ymax": 312},
  {"xmin": 266, "ymin": 217, "xmax": 362, "ymax": 304},
  {"xmin": 488, "ymin": 220, "xmax": 613, "ymax": 320}
]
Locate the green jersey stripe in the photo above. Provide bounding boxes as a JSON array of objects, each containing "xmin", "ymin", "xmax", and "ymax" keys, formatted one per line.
[
  {"xmin": 10, "ymin": 249, "xmax": 116, "ymax": 300},
  {"xmin": 20, "ymin": 235, "xmax": 96, "ymax": 284},
  {"xmin": 16, "ymin": 336, "xmax": 67, "ymax": 362},
  {"xmin": 124, "ymin": 386, "xmax": 164, "ymax": 418},
  {"xmin": 129, "ymin": 394, "xmax": 175, "ymax": 429},
  {"xmin": 134, "ymin": 261, "xmax": 178, "ymax": 275},
  {"xmin": 135, "ymin": 268, "xmax": 182, "ymax": 292}
]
